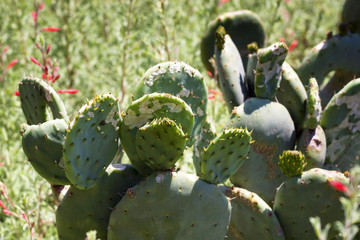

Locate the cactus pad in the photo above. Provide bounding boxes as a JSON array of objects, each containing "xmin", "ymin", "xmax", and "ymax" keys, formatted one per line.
[
  {"xmin": 21, "ymin": 119, "xmax": 70, "ymax": 185},
  {"xmin": 63, "ymin": 94, "xmax": 120, "ymax": 189},
  {"xmin": 278, "ymin": 150, "xmax": 306, "ymax": 178},
  {"xmin": 120, "ymin": 93, "xmax": 194, "ymax": 175},
  {"xmin": 255, "ymin": 42, "xmax": 288, "ymax": 99},
  {"xmin": 200, "ymin": 128, "xmax": 252, "ymax": 184},
  {"xmin": 133, "ymin": 61, "xmax": 207, "ymax": 144},
  {"xmin": 56, "ymin": 164, "xmax": 141, "ymax": 240},
  {"xmin": 135, "ymin": 118, "xmax": 187, "ymax": 170},
  {"xmin": 107, "ymin": 171, "xmax": 231, "ymax": 240},
  {"xmin": 19, "ymin": 76, "xmax": 68, "ymax": 124},
  {"xmin": 222, "ymin": 186, "xmax": 285, "ymax": 240}
]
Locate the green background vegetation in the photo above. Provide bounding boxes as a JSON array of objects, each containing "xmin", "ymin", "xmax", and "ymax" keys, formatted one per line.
[{"xmin": 0, "ymin": 0, "xmax": 344, "ymax": 238}]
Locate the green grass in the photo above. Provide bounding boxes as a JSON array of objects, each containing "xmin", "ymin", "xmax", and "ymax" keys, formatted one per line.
[{"xmin": 0, "ymin": 0, "xmax": 345, "ymax": 239}]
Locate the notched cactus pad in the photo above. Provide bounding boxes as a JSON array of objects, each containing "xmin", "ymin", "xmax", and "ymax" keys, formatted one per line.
[
  {"xmin": 19, "ymin": 76, "xmax": 68, "ymax": 124},
  {"xmin": 107, "ymin": 171, "xmax": 231, "ymax": 240},
  {"xmin": 64, "ymin": 94, "xmax": 120, "ymax": 189},
  {"xmin": 21, "ymin": 119, "xmax": 70, "ymax": 185},
  {"xmin": 200, "ymin": 128, "xmax": 252, "ymax": 184},
  {"xmin": 135, "ymin": 118, "xmax": 187, "ymax": 170},
  {"xmin": 133, "ymin": 61, "xmax": 207, "ymax": 144},
  {"xmin": 120, "ymin": 93, "xmax": 194, "ymax": 175}
]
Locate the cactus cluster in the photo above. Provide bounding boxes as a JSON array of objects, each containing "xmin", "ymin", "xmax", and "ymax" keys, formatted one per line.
[{"xmin": 16, "ymin": 2, "xmax": 360, "ymax": 240}]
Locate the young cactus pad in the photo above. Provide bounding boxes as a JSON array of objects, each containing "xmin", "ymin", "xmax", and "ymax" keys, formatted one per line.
[
  {"xmin": 320, "ymin": 78, "xmax": 360, "ymax": 170},
  {"xmin": 63, "ymin": 94, "xmax": 120, "ymax": 189},
  {"xmin": 56, "ymin": 164, "xmax": 142, "ymax": 240},
  {"xmin": 135, "ymin": 118, "xmax": 188, "ymax": 170},
  {"xmin": 107, "ymin": 171, "xmax": 231, "ymax": 240},
  {"xmin": 215, "ymin": 26, "xmax": 248, "ymax": 112},
  {"xmin": 273, "ymin": 168, "xmax": 350, "ymax": 239},
  {"xmin": 120, "ymin": 93, "xmax": 194, "ymax": 175},
  {"xmin": 305, "ymin": 78, "xmax": 322, "ymax": 129},
  {"xmin": 222, "ymin": 186, "xmax": 285, "ymax": 240},
  {"xmin": 133, "ymin": 61, "xmax": 207, "ymax": 144},
  {"xmin": 19, "ymin": 76, "xmax": 68, "ymax": 124},
  {"xmin": 200, "ymin": 128, "xmax": 252, "ymax": 184},
  {"xmin": 20, "ymin": 119, "xmax": 70, "ymax": 185},
  {"xmin": 254, "ymin": 42, "xmax": 288, "ymax": 99},
  {"xmin": 278, "ymin": 150, "xmax": 306, "ymax": 178}
]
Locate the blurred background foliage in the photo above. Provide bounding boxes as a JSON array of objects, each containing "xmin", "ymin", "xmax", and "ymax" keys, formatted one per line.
[{"xmin": 0, "ymin": 0, "xmax": 345, "ymax": 238}]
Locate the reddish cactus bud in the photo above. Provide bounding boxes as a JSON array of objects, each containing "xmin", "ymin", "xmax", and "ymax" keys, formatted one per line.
[
  {"xmin": 30, "ymin": 56, "xmax": 42, "ymax": 66},
  {"xmin": 329, "ymin": 180, "xmax": 348, "ymax": 193},
  {"xmin": 6, "ymin": 59, "xmax": 18, "ymax": 69},
  {"xmin": 41, "ymin": 27, "xmax": 60, "ymax": 32}
]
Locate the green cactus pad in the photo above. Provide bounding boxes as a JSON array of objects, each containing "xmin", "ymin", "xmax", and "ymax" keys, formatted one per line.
[
  {"xmin": 135, "ymin": 118, "xmax": 187, "ymax": 170},
  {"xmin": 120, "ymin": 93, "xmax": 194, "ymax": 175},
  {"xmin": 133, "ymin": 61, "xmax": 207, "ymax": 145},
  {"xmin": 200, "ymin": 128, "xmax": 252, "ymax": 184},
  {"xmin": 222, "ymin": 186, "xmax": 285, "ymax": 240},
  {"xmin": 273, "ymin": 168, "xmax": 350, "ymax": 239},
  {"xmin": 278, "ymin": 150, "xmax": 306, "ymax": 178},
  {"xmin": 276, "ymin": 62, "xmax": 307, "ymax": 131},
  {"xmin": 255, "ymin": 42, "xmax": 288, "ymax": 99},
  {"xmin": 305, "ymin": 78, "xmax": 322, "ymax": 129},
  {"xmin": 297, "ymin": 33, "xmax": 360, "ymax": 86},
  {"xmin": 342, "ymin": 0, "xmax": 360, "ymax": 33},
  {"xmin": 19, "ymin": 76, "xmax": 68, "ymax": 124},
  {"xmin": 107, "ymin": 171, "xmax": 231, "ymax": 240},
  {"xmin": 200, "ymin": 10, "xmax": 266, "ymax": 74},
  {"xmin": 63, "ymin": 94, "xmax": 120, "ymax": 189},
  {"xmin": 245, "ymin": 44, "xmax": 259, "ymax": 97},
  {"xmin": 320, "ymin": 78, "xmax": 360, "ymax": 171},
  {"xmin": 297, "ymin": 126, "xmax": 326, "ymax": 170},
  {"xmin": 215, "ymin": 27, "xmax": 248, "ymax": 112},
  {"xmin": 21, "ymin": 119, "xmax": 70, "ymax": 185},
  {"xmin": 228, "ymin": 98, "xmax": 296, "ymax": 204},
  {"xmin": 193, "ymin": 118, "xmax": 217, "ymax": 176},
  {"xmin": 56, "ymin": 164, "xmax": 142, "ymax": 240}
]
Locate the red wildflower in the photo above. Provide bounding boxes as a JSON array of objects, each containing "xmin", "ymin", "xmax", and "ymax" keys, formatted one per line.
[
  {"xmin": 53, "ymin": 74, "xmax": 60, "ymax": 82},
  {"xmin": 32, "ymin": 11, "xmax": 37, "ymax": 23},
  {"xmin": 30, "ymin": 57, "xmax": 41, "ymax": 66},
  {"xmin": 218, "ymin": 0, "xmax": 230, "ymax": 7},
  {"xmin": 0, "ymin": 162, "xmax": 4, "ymax": 166},
  {"xmin": 208, "ymin": 95, "xmax": 216, "ymax": 100},
  {"xmin": 288, "ymin": 40, "xmax": 298, "ymax": 52},
  {"xmin": 207, "ymin": 71, "xmax": 214, "ymax": 79},
  {"xmin": 46, "ymin": 44, "xmax": 51, "ymax": 55},
  {"xmin": 39, "ymin": 3, "xmax": 45, "ymax": 11},
  {"xmin": 12, "ymin": 91, "xmax": 19, "ymax": 96},
  {"xmin": 2, "ymin": 45, "xmax": 9, "ymax": 55},
  {"xmin": 0, "ymin": 200, "xmax": 6, "ymax": 209},
  {"xmin": 279, "ymin": 37, "xmax": 285, "ymax": 42},
  {"xmin": 329, "ymin": 180, "xmax": 348, "ymax": 193},
  {"xmin": 57, "ymin": 89, "xmax": 79, "ymax": 94},
  {"xmin": 6, "ymin": 59, "xmax": 18, "ymax": 70},
  {"xmin": 41, "ymin": 27, "xmax": 60, "ymax": 32}
]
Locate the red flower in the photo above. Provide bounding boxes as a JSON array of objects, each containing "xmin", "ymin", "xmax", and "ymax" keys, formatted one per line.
[
  {"xmin": 41, "ymin": 27, "xmax": 60, "ymax": 32},
  {"xmin": 218, "ymin": 0, "xmax": 230, "ymax": 7},
  {"xmin": 288, "ymin": 40, "xmax": 298, "ymax": 52},
  {"xmin": 6, "ymin": 59, "xmax": 18, "ymax": 70},
  {"xmin": 329, "ymin": 181, "xmax": 348, "ymax": 193},
  {"xmin": 57, "ymin": 89, "xmax": 79, "ymax": 94},
  {"xmin": 0, "ymin": 162, "xmax": 4, "ymax": 166},
  {"xmin": 279, "ymin": 37, "xmax": 285, "ymax": 42},
  {"xmin": 32, "ymin": 11, "xmax": 37, "ymax": 23},
  {"xmin": 2, "ymin": 45, "xmax": 9, "ymax": 55},
  {"xmin": 39, "ymin": 3, "xmax": 45, "ymax": 11},
  {"xmin": 30, "ymin": 56, "xmax": 42, "ymax": 66},
  {"xmin": 12, "ymin": 91, "xmax": 19, "ymax": 96}
]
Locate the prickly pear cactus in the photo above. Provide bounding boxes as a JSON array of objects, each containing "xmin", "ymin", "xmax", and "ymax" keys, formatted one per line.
[
  {"xmin": 297, "ymin": 33, "xmax": 360, "ymax": 87},
  {"xmin": 221, "ymin": 186, "xmax": 285, "ymax": 240},
  {"xmin": 18, "ymin": 76, "xmax": 68, "ymax": 124},
  {"xmin": 254, "ymin": 42, "xmax": 288, "ymax": 99},
  {"xmin": 120, "ymin": 93, "xmax": 194, "ymax": 175},
  {"xmin": 20, "ymin": 119, "xmax": 70, "ymax": 185},
  {"xmin": 63, "ymin": 94, "xmax": 120, "ymax": 189},
  {"xmin": 133, "ymin": 61, "xmax": 207, "ymax": 144},
  {"xmin": 200, "ymin": 10, "xmax": 266, "ymax": 73},
  {"xmin": 298, "ymin": 78, "xmax": 326, "ymax": 169},
  {"xmin": 193, "ymin": 118, "xmax": 217, "ymax": 176},
  {"xmin": 342, "ymin": 0, "xmax": 360, "ymax": 33},
  {"xmin": 215, "ymin": 26, "xmax": 248, "ymax": 112},
  {"xmin": 56, "ymin": 164, "xmax": 142, "ymax": 240},
  {"xmin": 107, "ymin": 171, "xmax": 231, "ymax": 240},
  {"xmin": 200, "ymin": 128, "xmax": 252, "ymax": 184},
  {"xmin": 320, "ymin": 78, "xmax": 360, "ymax": 171},
  {"xmin": 273, "ymin": 168, "xmax": 350, "ymax": 239},
  {"xmin": 278, "ymin": 150, "xmax": 306, "ymax": 178},
  {"xmin": 245, "ymin": 42, "xmax": 259, "ymax": 97},
  {"xmin": 276, "ymin": 62, "xmax": 307, "ymax": 131}
]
